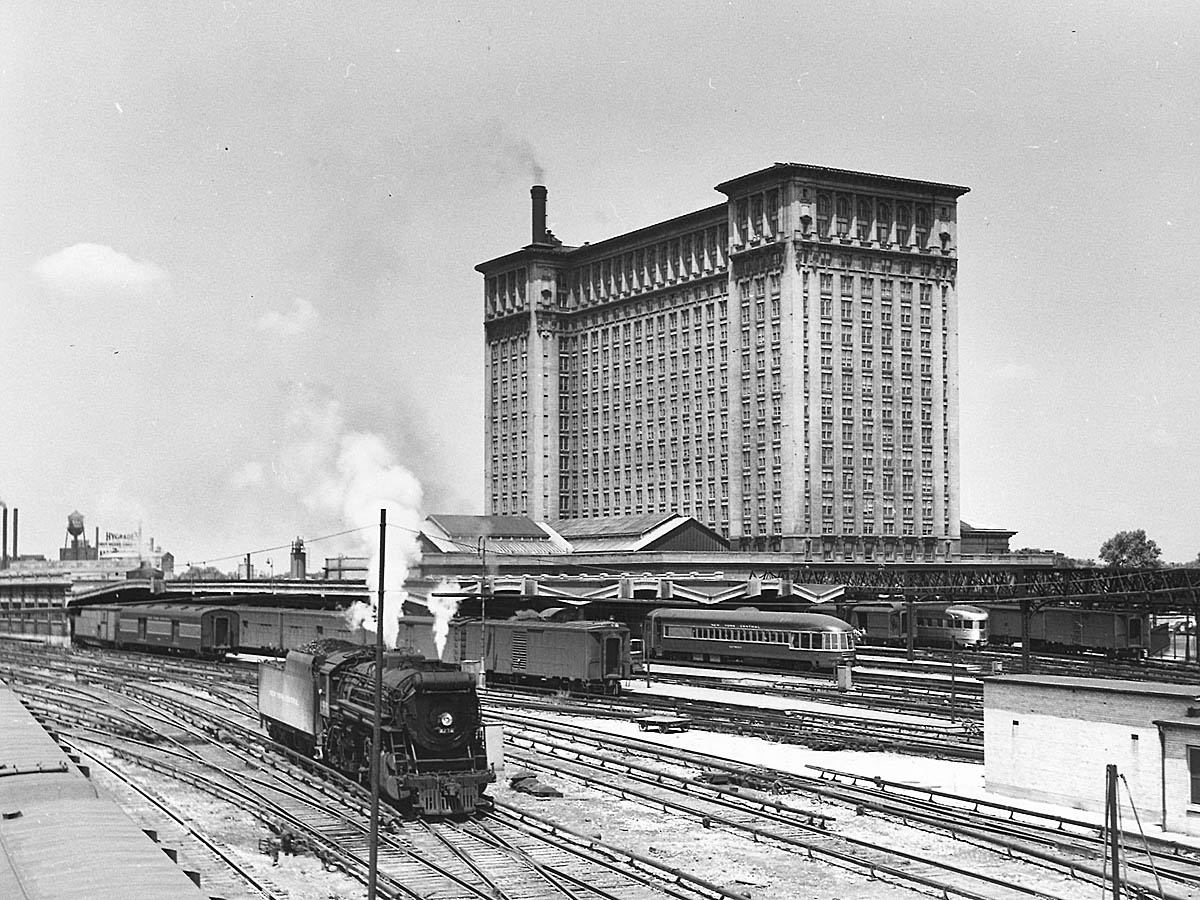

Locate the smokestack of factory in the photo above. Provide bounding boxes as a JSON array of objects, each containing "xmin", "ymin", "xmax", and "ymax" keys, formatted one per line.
[
  {"xmin": 290, "ymin": 537, "xmax": 307, "ymax": 580},
  {"xmin": 12, "ymin": 508, "xmax": 17, "ymax": 562},
  {"xmin": 1, "ymin": 504, "xmax": 7, "ymax": 569},
  {"xmin": 531, "ymin": 185, "xmax": 548, "ymax": 245}
]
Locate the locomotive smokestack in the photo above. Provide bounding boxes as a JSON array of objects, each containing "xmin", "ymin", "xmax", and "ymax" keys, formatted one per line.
[{"xmin": 531, "ymin": 185, "xmax": 547, "ymax": 245}]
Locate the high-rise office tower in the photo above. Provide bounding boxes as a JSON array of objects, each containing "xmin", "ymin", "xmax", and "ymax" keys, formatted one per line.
[{"xmin": 477, "ymin": 164, "xmax": 969, "ymax": 561}]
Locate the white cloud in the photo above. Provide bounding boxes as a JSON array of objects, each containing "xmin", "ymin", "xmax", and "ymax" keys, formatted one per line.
[
  {"xmin": 257, "ymin": 298, "xmax": 318, "ymax": 337},
  {"xmin": 229, "ymin": 461, "xmax": 265, "ymax": 488},
  {"xmin": 31, "ymin": 243, "xmax": 167, "ymax": 295},
  {"xmin": 991, "ymin": 362, "xmax": 1037, "ymax": 382}
]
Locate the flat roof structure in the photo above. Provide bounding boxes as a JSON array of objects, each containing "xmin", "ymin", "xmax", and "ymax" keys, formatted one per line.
[{"xmin": 0, "ymin": 685, "xmax": 208, "ymax": 900}]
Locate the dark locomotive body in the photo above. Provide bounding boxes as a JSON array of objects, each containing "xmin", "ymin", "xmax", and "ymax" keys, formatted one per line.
[
  {"xmin": 258, "ymin": 644, "xmax": 494, "ymax": 816},
  {"xmin": 645, "ymin": 607, "xmax": 856, "ymax": 671}
]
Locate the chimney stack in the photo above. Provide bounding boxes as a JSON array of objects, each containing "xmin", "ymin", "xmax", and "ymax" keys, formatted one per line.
[
  {"xmin": 11, "ymin": 508, "xmax": 17, "ymax": 562},
  {"xmin": 531, "ymin": 185, "xmax": 547, "ymax": 245},
  {"xmin": 1, "ymin": 507, "xmax": 6, "ymax": 569},
  {"xmin": 290, "ymin": 537, "xmax": 307, "ymax": 580}
]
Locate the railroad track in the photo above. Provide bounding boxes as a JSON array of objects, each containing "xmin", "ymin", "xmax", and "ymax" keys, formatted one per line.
[
  {"xmin": 645, "ymin": 664, "xmax": 984, "ymax": 721},
  {"xmin": 494, "ymin": 708, "xmax": 1200, "ymax": 900},
  {"xmin": 2, "ymin": 651, "xmax": 756, "ymax": 900},
  {"xmin": 487, "ymin": 683, "xmax": 984, "ymax": 759}
]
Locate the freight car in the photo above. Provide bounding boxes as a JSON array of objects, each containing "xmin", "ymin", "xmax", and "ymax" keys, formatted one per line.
[
  {"xmin": 839, "ymin": 601, "xmax": 989, "ymax": 648},
  {"xmin": 236, "ymin": 605, "xmax": 371, "ymax": 654},
  {"xmin": 982, "ymin": 603, "xmax": 1169, "ymax": 659},
  {"xmin": 396, "ymin": 615, "xmax": 632, "ymax": 695},
  {"xmin": 73, "ymin": 602, "xmax": 237, "ymax": 658},
  {"xmin": 258, "ymin": 643, "xmax": 494, "ymax": 816},
  {"xmin": 645, "ymin": 607, "xmax": 856, "ymax": 671}
]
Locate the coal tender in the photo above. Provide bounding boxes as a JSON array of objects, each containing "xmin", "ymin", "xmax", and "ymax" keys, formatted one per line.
[{"xmin": 258, "ymin": 640, "xmax": 494, "ymax": 815}]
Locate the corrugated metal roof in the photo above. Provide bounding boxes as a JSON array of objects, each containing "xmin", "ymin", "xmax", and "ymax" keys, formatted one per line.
[
  {"xmin": 0, "ymin": 685, "xmax": 207, "ymax": 899},
  {"xmin": 0, "ymin": 798, "xmax": 208, "ymax": 899},
  {"xmin": 550, "ymin": 513, "xmax": 678, "ymax": 540},
  {"xmin": 0, "ymin": 690, "xmax": 97, "ymax": 809},
  {"xmin": 428, "ymin": 515, "xmax": 549, "ymax": 540}
]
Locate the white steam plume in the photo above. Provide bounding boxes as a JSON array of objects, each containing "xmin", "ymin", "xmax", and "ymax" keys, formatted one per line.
[
  {"xmin": 427, "ymin": 583, "xmax": 461, "ymax": 661},
  {"xmin": 336, "ymin": 433, "xmax": 423, "ymax": 649}
]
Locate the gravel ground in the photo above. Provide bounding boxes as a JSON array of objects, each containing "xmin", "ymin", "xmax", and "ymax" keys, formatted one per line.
[{"xmin": 84, "ymin": 712, "xmax": 1200, "ymax": 900}]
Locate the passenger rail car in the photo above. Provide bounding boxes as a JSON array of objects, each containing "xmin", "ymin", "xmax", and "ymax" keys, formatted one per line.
[
  {"xmin": 258, "ymin": 644, "xmax": 494, "ymax": 816},
  {"xmin": 73, "ymin": 602, "xmax": 237, "ymax": 658},
  {"xmin": 645, "ymin": 607, "xmax": 855, "ymax": 672},
  {"xmin": 396, "ymin": 615, "xmax": 632, "ymax": 695},
  {"xmin": 841, "ymin": 601, "xmax": 988, "ymax": 648}
]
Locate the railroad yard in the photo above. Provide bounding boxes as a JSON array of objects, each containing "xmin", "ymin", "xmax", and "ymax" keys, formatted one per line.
[{"xmin": 4, "ymin": 638, "xmax": 1200, "ymax": 900}]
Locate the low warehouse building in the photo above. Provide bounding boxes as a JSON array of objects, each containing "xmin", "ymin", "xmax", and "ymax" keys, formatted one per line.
[{"xmin": 983, "ymin": 675, "xmax": 1200, "ymax": 836}]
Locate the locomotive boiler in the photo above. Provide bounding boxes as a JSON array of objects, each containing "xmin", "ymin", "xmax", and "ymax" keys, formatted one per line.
[{"xmin": 257, "ymin": 642, "xmax": 494, "ymax": 816}]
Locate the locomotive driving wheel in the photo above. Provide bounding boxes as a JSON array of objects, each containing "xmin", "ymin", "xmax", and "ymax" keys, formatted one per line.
[{"xmin": 324, "ymin": 724, "xmax": 364, "ymax": 776}]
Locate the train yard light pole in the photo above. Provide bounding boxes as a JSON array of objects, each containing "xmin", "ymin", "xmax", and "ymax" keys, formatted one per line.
[
  {"xmin": 477, "ymin": 536, "xmax": 488, "ymax": 687},
  {"xmin": 905, "ymin": 596, "xmax": 915, "ymax": 661},
  {"xmin": 368, "ymin": 508, "xmax": 386, "ymax": 900}
]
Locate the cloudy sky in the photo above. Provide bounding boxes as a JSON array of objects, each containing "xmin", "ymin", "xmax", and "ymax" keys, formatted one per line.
[{"xmin": 3, "ymin": 2, "xmax": 1198, "ymax": 568}]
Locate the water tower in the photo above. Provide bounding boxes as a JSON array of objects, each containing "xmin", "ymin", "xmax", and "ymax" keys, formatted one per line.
[{"xmin": 60, "ymin": 510, "xmax": 98, "ymax": 561}]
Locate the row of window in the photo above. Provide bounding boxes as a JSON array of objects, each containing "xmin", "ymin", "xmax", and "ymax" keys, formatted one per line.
[{"xmin": 666, "ymin": 623, "xmax": 855, "ymax": 651}]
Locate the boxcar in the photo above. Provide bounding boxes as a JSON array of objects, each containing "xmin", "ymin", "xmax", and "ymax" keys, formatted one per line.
[
  {"xmin": 395, "ymin": 616, "xmax": 632, "ymax": 694},
  {"xmin": 74, "ymin": 603, "xmax": 237, "ymax": 658},
  {"xmin": 238, "ymin": 606, "xmax": 371, "ymax": 655},
  {"xmin": 841, "ymin": 601, "xmax": 988, "ymax": 648},
  {"xmin": 645, "ymin": 607, "xmax": 855, "ymax": 672},
  {"xmin": 984, "ymin": 604, "xmax": 1158, "ymax": 658}
]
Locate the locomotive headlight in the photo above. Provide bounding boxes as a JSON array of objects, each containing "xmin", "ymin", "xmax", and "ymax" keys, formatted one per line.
[{"xmin": 439, "ymin": 711, "xmax": 454, "ymax": 728}]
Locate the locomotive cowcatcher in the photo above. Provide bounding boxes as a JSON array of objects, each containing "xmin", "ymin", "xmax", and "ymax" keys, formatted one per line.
[{"xmin": 258, "ymin": 642, "xmax": 494, "ymax": 816}]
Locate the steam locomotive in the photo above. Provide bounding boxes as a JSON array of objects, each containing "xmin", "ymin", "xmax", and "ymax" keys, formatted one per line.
[{"xmin": 257, "ymin": 642, "xmax": 494, "ymax": 816}]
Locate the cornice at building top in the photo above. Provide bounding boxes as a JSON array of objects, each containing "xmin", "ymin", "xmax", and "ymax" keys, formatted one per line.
[
  {"xmin": 476, "ymin": 203, "xmax": 727, "ymax": 276},
  {"xmin": 475, "ymin": 242, "xmax": 578, "ymax": 276},
  {"xmin": 716, "ymin": 162, "xmax": 971, "ymax": 200}
]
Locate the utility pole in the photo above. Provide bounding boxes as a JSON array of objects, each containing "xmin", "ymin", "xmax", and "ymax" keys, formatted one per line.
[
  {"xmin": 477, "ymin": 536, "xmax": 488, "ymax": 686},
  {"xmin": 1105, "ymin": 763, "xmax": 1121, "ymax": 899},
  {"xmin": 368, "ymin": 509, "xmax": 386, "ymax": 900},
  {"xmin": 1020, "ymin": 596, "xmax": 1032, "ymax": 674},
  {"xmin": 905, "ymin": 595, "xmax": 915, "ymax": 661}
]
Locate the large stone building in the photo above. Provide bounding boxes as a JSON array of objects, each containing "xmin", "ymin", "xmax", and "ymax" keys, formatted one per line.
[{"xmin": 477, "ymin": 164, "xmax": 969, "ymax": 561}]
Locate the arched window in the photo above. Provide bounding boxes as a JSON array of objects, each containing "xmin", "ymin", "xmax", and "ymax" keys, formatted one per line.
[
  {"xmin": 857, "ymin": 201, "xmax": 872, "ymax": 241},
  {"xmin": 835, "ymin": 197, "xmax": 850, "ymax": 237},
  {"xmin": 897, "ymin": 205, "xmax": 912, "ymax": 245},
  {"xmin": 877, "ymin": 202, "xmax": 891, "ymax": 244},
  {"xmin": 816, "ymin": 194, "xmax": 831, "ymax": 237},
  {"xmin": 915, "ymin": 206, "xmax": 931, "ymax": 247}
]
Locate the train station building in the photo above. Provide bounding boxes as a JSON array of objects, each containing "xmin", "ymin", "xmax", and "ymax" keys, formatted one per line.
[
  {"xmin": 477, "ymin": 165, "xmax": 970, "ymax": 562},
  {"xmin": 983, "ymin": 675, "xmax": 1200, "ymax": 836}
]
